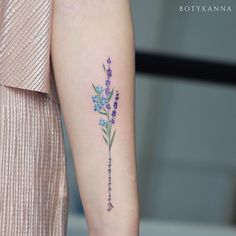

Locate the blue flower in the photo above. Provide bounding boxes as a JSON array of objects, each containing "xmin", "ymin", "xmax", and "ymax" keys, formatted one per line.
[
  {"xmin": 99, "ymin": 118, "xmax": 107, "ymax": 127},
  {"xmin": 96, "ymin": 86, "xmax": 104, "ymax": 94},
  {"xmin": 92, "ymin": 95, "xmax": 99, "ymax": 103},
  {"xmin": 100, "ymin": 96, "xmax": 107, "ymax": 105},
  {"xmin": 94, "ymin": 103, "xmax": 102, "ymax": 112}
]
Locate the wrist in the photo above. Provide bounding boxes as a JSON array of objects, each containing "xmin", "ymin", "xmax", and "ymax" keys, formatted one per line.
[
  {"xmin": 87, "ymin": 212, "xmax": 139, "ymax": 236},
  {"xmin": 88, "ymin": 225, "xmax": 139, "ymax": 236}
]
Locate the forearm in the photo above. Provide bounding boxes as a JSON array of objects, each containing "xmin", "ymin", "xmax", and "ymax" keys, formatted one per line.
[{"xmin": 51, "ymin": 1, "xmax": 139, "ymax": 235}]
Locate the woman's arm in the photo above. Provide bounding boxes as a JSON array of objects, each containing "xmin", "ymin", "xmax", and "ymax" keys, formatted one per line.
[{"xmin": 51, "ymin": 0, "xmax": 139, "ymax": 235}]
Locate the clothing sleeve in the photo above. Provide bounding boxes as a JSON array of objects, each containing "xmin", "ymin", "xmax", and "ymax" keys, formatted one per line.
[{"xmin": 0, "ymin": 0, "xmax": 53, "ymax": 94}]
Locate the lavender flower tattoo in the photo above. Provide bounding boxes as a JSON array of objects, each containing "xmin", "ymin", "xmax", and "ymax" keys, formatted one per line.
[{"xmin": 91, "ymin": 57, "xmax": 119, "ymax": 211}]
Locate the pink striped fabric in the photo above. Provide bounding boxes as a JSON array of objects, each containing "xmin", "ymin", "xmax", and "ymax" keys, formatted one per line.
[
  {"xmin": 0, "ymin": 0, "xmax": 52, "ymax": 93},
  {"xmin": 0, "ymin": 83, "xmax": 69, "ymax": 235},
  {"xmin": 0, "ymin": 1, "xmax": 70, "ymax": 235}
]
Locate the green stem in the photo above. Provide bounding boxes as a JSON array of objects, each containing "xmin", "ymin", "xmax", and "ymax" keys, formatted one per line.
[
  {"xmin": 107, "ymin": 145, "xmax": 114, "ymax": 211},
  {"xmin": 107, "ymin": 101, "xmax": 114, "ymax": 211}
]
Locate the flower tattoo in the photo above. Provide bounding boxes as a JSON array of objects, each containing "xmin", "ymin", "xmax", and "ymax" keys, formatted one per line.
[{"xmin": 91, "ymin": 57, "xmax": 119, "ymax": 211}]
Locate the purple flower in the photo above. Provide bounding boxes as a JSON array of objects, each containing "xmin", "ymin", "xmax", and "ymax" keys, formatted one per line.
[
  {"xmin": 110, "ymin": 119, "xmax": 115, "ymax": 124},
  {"xmin": 113, "ymin": 101, "xmax": 118, "ymax": 109},
  {"xmin": 107, "ymin": 68, "xmax": 112, "ymax": 77},
  {"xmin": 105, "ymin": 78, "xmax": 111, "ymax": 97},
  {"xmin": 106, "ymin": 103, "xmax": 111, "ymax": 110},
  {"xmin": 105, "ymin": 87, "xmax": 110, "ymax": 96},
  {"xmin": 112, "ymin": 110, "xmax": 116, "ymax": 117},
  {"xmin": 115, "ymin": 91, "xmax": 119, "ymax": 101},
  {"xmin": 105, "ymin": 79, "xmax": 111, "ymax": 86},
  {"xmin": 107, "ymin": 57, "xmax": 111, "ymax": 64}
]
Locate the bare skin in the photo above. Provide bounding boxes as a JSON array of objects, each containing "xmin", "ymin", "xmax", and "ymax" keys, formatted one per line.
[{"xmin": 51, "ymin": 0, "xmax": 139, "ymax": 235}]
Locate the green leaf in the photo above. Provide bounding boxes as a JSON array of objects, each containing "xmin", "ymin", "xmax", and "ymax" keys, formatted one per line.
[
  {"xmin": 107, "ymin": 121, "xmax": 112, "ymax": 138},
  {"xmin": 103, "ymin": 64, "xmax": 106, "ymax": 72},
  {"xmin": 104, "ymin": 122, "xmax": 109, "ymax": 137},
  {"xmin": 103, "ymin": 136, "xmax": 109, "ymax": 146},
  {"xmin": 108, "ymin": 88, "xmax": 114, "ymax": 102},
  {"xmin": 92, "ymin": 83, "xmax": 98, "ymax": 94},
  {"xmin": 105, "ymin": 122, "xmax": 108, "ymax": 129},
  {"xmin": 109, "ymin": 129, "xmax": 116, "ymax": 149},
  {"xmin": 102, "ymin": 128, "xmax": 107, "ymax": 135},
  {"xmin": 99, "ymin": 111, "xmax": 107, "ymax": 115}
]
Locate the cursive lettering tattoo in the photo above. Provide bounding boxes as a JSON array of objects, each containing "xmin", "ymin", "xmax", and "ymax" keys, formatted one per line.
[{"xmin": 91, "ymin": 57, "xmax": 119, "ymax": 211}]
